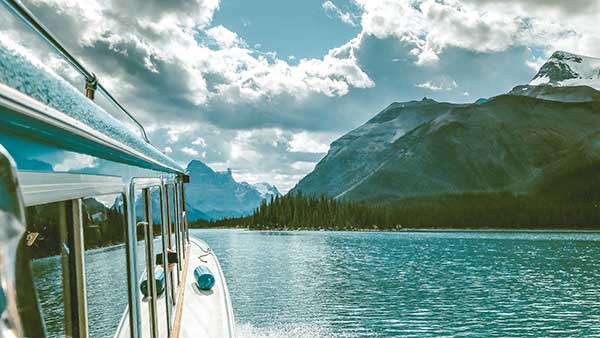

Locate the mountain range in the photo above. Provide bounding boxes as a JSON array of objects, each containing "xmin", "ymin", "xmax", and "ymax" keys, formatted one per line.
[
  {"xmin": 290, "ymin": 51, "xmax": 600, "ymax": 203},
  {"xmin": 184, "ymin": 160, "xmax": 280, "ymax": 221}
]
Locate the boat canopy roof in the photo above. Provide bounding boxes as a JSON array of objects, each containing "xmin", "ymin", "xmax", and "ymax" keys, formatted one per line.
[{"xmin": 0, "ymin": 41, "xmax": 184, "ymax": 173}]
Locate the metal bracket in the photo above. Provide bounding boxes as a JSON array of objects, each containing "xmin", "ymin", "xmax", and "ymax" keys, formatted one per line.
[{"xmin": 85, "ymin": 73, "xmax": 98, "ymax": 100}]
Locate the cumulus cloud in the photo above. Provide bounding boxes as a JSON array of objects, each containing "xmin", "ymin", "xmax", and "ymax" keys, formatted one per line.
[
  {"xmin": 181, "ymin": 147, "xmax": 199, "ymax": 156},
  {"xmin": 192, "ymin": 137, "xmax": 207, "ymax": 147},
  {"xmin": 416, "ymin": 79, "xmax": 458, "ymax": 91},
  {"xmin": 205, "ymin": 25, "xmax": 245, "ymax": 49},
  {"xmin": 53, "ymin": 153, "xmax": 97, "ymax": 171},
  {"xmin": 288, "ymin": 132, "xmax": 330, "ymax": 153},
  {"xmin": 2, "ymin": 0, "xmax": 598, "ymax": 192},
  {"xmin": 8, "ymin": 0, "xmax": 373, "ymax": 132},
  {"xmin": 353, "ymin": 0, "xmax": 600, "ymax": 65},
  {"xmin": 322, "ymin": 1, "xmax": 359, "ymax": 27},
  {"xmin": 147, "ymin": 126, "xmax": 335, "ymax": 192},
  {"xmin": 291, "ymin": 161, "xmax": 317, "ymax": 171}
]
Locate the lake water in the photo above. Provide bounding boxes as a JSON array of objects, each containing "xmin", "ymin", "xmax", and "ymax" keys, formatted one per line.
[
  {"xmin": 192, "ymin": 229, "xmax": 600, "ymax": 338},
  {"xmin": 31, "ymin": 230, "xmax": 600, "ymax": 337}
]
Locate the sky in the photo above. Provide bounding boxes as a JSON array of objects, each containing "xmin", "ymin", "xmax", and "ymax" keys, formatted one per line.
[{"xmin": 1, "ymin": 0, "xmax": 600, "ymax": 192}]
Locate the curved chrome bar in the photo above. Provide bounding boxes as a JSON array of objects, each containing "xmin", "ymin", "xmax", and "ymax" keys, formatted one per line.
[{"xmin": 0, "ymin": 0, "xmax": 151, "ymax": 143}]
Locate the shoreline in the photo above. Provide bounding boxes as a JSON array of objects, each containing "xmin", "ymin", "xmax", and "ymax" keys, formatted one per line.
[{"xmin": 190, "ymin": 226, "xmax": 600, "ymax": 233}]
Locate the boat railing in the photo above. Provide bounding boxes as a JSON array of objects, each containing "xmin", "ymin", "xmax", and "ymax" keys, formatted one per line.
[{"xmin": 0, "ymin": 0, "xmax": 151, "ymax": 143}]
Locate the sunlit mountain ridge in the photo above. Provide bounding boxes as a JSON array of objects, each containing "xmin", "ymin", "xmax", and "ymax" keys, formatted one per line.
[{"xmin": 291, "ymin": 51, "xmax": 600, "ymax": 203}]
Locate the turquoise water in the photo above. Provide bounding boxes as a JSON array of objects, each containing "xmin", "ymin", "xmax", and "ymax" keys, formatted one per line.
[{"xmin": 192, "ymin": 229, "xmax": 600, "ymax": 338}]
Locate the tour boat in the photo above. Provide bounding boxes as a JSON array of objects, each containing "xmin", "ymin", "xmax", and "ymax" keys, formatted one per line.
[{"xmin": 0, "ymin": 0, "xmax": 235, "ymax": 337}]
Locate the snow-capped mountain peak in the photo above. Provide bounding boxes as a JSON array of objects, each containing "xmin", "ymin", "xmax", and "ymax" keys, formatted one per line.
[
  {"xmin": 251, "ymin": 182, "xmax": 281, "ymax": 200},
  {"xmin": 530, "ymin": 51, "xmax": 600, "ymax": 90},
  {"xmin": 184, "ymin": 159, "xmax": 280, "ymax": 221}
]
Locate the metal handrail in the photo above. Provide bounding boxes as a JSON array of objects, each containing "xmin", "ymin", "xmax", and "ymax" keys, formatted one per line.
[{"xmin": 1, "ymin": 0, "xmax": 151, "ymax": 143}]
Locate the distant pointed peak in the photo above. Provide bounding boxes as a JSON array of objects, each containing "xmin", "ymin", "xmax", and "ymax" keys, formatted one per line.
[
  {"xmin": 551, "ymin": 50, "xmax": 582, "ymax": 61},
  {"xmin": 186, "ymin": 159, "xmax": 214, "ymax": 174},
  {"xmin": 252, "ymin": 182, "xmax": 281, "ymax": 199},
  {"xmin": 549, "ymin": 50, "xmax": 599, "ymax": 63},
  {"xmin": 530, "ymin": 50, "xmax": 600, "ymax": 90}
]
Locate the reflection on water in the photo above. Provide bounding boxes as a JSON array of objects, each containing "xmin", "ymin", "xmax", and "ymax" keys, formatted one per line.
[
  {"xmin": 83, "ymin": 193, "xmax": 129, "ymax": 338},
  {"xmin": 85, "ymin": 245, "xmax": 128, "ymax": 338},
  {"xmin": 194, "ymin": 229, "xmax": 600, "ymax": 338},
  {"xmin": 32, "ymin": 246, "xmax": 129, "ymax": 338},
  {"xmin": 31, "ymin": 256, "xmax": 64, "ymax": 338}
]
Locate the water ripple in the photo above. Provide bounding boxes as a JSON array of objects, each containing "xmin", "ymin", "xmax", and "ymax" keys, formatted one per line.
[{"xmin": 194, "ymin": 230, "xmax": 600, "ymax": 338}]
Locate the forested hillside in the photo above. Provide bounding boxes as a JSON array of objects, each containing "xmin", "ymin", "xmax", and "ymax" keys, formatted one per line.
[{"xmin": 194, "ymin": 189, "xmax": 600, "ymax": 230}]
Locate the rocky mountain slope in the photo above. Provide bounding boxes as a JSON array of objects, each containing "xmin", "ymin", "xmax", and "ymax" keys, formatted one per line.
[
  {"xmin": 530, "ymin": 51, "xmax": 600, "ymax": 90},
  {"xmin": 184, "ymin": 160, "xmax": 280, "ymax": 221},
  {"xmin": 291, "ymin": 51, "xmax": 600, "ymax": 203}
]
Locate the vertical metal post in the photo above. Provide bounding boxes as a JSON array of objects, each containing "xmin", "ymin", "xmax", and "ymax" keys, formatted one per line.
[
  {"xmin": 173, "ymin": 186, "xmax": 182, "ymax": 281},
  {"xmin": 60, "ymin": 200, "xmax": 88, "ymax": 338},
  {"xmin": 126, "ymin": 186, "xmax": 141, "ymax": 338},
  {"xmin": 165, "ymin": 186, "xmax": 177, "ymax": 302},
  {"xmin": 70, "ymin": 199, "xmax": 89, "ymax": 338},
  {"xmin": 143, "ymin": 188, "xmax": 159, "ymax": 338},
  {"xmin": 58, "ymin": 200, "xmax": 74, "ymax": 338},
  {"xmin": 180, "ymin": 183, "xmax": 189, "ymax": 247},
  {"xmin": 159, "ymin": 186, "xmax": 173, "ymax": 336}
]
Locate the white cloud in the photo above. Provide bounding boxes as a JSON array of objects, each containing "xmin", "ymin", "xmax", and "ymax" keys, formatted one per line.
[
  {"xmin": 288, "ymin": 132, "xmax": 330, "ymax": 153},
  {"xmin": 192, "ymin": 137, "xmax": 207, "ymax": 147},
  {"xmin": 181, "ymin": 147, "xmax": 199, "ymax": 156},
  {"xmin": 230, "ymin": 130, "xmax": 263, "ymax": 161},
  {"xmin": 525, "ymin": 54, "xmax": 547, "ymax": 71},
  {"xmin": 353, "ymin": 0, "xmax": 600, "ymax": 65},
  {"xmin": 206, "ymin": 25, "xmax": 244, "ymax": 48},
  {"xmin": 164, "ymin": 146, "xmax": 173, "ymax": 154},
  {"xmin": 290, "ymin": 161, "xmax": 316, "ymax": 171},
  {"xmin": 416, "ymin": 79, "xmax": 458, "ymax": 91},
  {"xmin": 53, "ymin": 153, "xmax": 96, "ymax": 172},
  {"xmin": 7, "ymin": 0, "xmax": 374, "ymax": 128},
  {"xmin": 166, "ymin": 126, "xmax": 192, "ymax": 144},
  {"xmin": 322, "ymin": 1, "xmax": 359, "ymax": 27},
  {"xmin": 7, "ymin": 0, "xmax": 599, "ymax": 193}
]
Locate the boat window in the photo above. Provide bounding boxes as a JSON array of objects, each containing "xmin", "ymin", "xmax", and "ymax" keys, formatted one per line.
[
  {"xmin": 150, "ymin": 186, "xmax": 171, "ymax": 338},
  {"xmin": 82, "ymin": 194, "xmax": 128, "ymax": 338},
  {"xmin": 134, "ymin": 186, "xmax": 172, "ymax": 338},
  {"xmin": 21, "ymin": 201, "xmax": 77, "ymax": 338},
  {"xmin": 181, "ymin": 184, "xmax": 188, "ymax": 251},
  {"xmin": 134, "ymin": 188, "xmax": 152, "ymax": 337},
  {"xmin": 167, "ymin": 184, "xmax": 180, "ymax": 285},
  {"xmin": 177, "ymin": 184, "xmax": 186, "ymax": 257},
  {"xmin": 166, "ymin": 184, "xmax": 179, "ymax": 296},
  {"xmin": 175, "ymin": 184, "xmax": 185, "ymax": 259}
]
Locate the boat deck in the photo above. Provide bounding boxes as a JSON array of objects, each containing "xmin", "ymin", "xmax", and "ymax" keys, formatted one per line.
[
  {"xmin": 175, "ymin": 238, "xmax": 235, "ymax": 338},
  {"xmin": 116, "ymin": 238, "xmax": 235, "ymax": 338}
]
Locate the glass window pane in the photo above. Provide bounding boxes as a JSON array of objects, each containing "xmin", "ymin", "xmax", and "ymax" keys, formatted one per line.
[
  {"xmin": 177, "ymin": 184, "xmax": 186, "ymax": 256},
  {"xmin": 82, "ymin": 194, "xmax": 128, "ymax": 338},
  {"xmin": 25, "ymin": 201, "xmax": 74, "ymax": 338},
  {"xmin": 149, "ymin": 186, "xmax": 170, "ymax": 338},
  {"xmin": 134, "ymin": 186, "xmax": 171, "ymax": 338},
  {"xmin": 134, "ymin": 188, "xmax": 151, "ymax": 337},
  {"xmin": 167, "ymin": 185, "xmax": 179, "ymax": 288},
  {"xmin": 174, "ymin": 184, "xmax": 183, "ymax": 261},
  {"xmin": 168, "ymin": 185, "xmax": 176, "ymax": 249}
]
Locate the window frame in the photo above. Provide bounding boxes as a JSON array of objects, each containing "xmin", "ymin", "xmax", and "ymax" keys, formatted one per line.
[
  {"xmin": 130, "ymin": 178, "xmax": 174, "ymax": 338},
  {"xmin": 18, "ymin": 171, "xmax": 127, "ymax": 338},
  {"xmin": 14, "ymin": 171, "xmax": 184, "ymax": 338}
]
